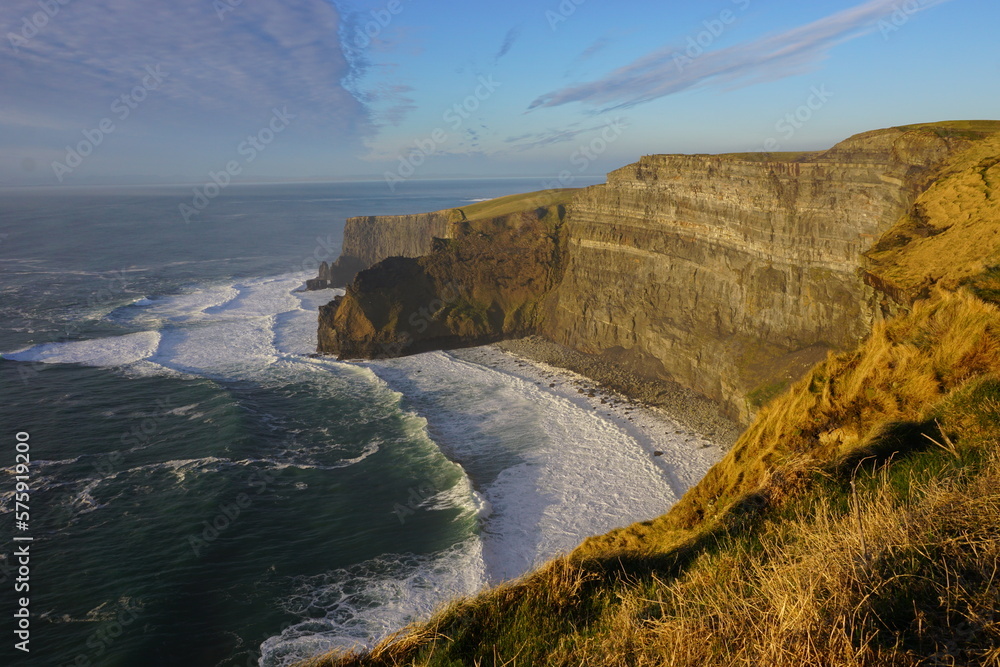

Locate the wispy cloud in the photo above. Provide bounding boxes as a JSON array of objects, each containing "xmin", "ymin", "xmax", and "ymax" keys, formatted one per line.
[
  {"xmin": 371, "ymin": 83, "xmax": 417, "ymax": 127},
  {"xmin": 578, "ymin": 36, "xmax": 611, "ymax": 62},
  {"xmin": 494, "ymin": 25, "xmax": 521, "ymax": 62},
  {"xmin": 502, "ymin": 120, "xmax": 621, "ymax": 152},
  {"xmin": 2, "ymin": 0, "xmax": 369, "ymax": 131},
  {"xmin": 529, "ymin": 0, "xmax": 954, "ymax": 111}
]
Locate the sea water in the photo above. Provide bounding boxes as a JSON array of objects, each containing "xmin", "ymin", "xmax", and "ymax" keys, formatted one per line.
[{"xmin": 0, "ymin": 178, "xmax": 690, "ymax": 666}]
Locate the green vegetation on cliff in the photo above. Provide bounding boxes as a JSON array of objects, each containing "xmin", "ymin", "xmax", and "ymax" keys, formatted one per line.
[{"xmin": 449, "ymin": 189, "xmax": 576, "ymax": 222}]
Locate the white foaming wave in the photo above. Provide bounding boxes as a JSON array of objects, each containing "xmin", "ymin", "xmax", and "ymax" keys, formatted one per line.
[
  {"xmin": 110, "ymin": 283, "xmax": 240, "ymax": 326},
  {"xmin": 3, "ymin": 331, "xmax": 160, "ymax": 367},
  {"xmin": 419, "ymin": 468, "xmax": 483, "ymax": 521},
  {"xmin": 365, "ymin": 351, "xmax": 682, "ymax": 582},
  {"xmin": 1, "ymin": 274, "xmax": 347, "ymax": 381},
  {"xmin": 202, "ymin": 276, "xmax": 300, "ymax": 318},
  {"xmin": 273, "ymin": 286, "xmax": 342, "ymax": 356},
  {"xmin": 258, "ymin": 539, "xmax": 486, "ymax": 667},
  {"xmin": 151, "ymin": 317, "xmax": 278, "ymax": 378},
  {"xmin": 261, "ymin": 442, "xmax": 380, "ymax": 472}
]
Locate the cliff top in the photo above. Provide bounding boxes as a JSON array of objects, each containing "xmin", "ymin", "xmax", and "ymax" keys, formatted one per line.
[
  {"xmin": 864, "ymin": 129, "xmax": 1000, "ymax": 300},
  {"xmin": 629, "ymin": 120, "xmax": 1000, "ymax": 168},
  {"xmin": 448, "ymin": 188, "xmax": 577, "ymax": 222}
]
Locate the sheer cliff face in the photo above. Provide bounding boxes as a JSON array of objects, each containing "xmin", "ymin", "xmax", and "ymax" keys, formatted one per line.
[
  {"xmin": 318, "ymin": 207, "xmax": 566, "ymax": 358},
  {"xmin": 541, "ymin": 150, "xmax": 939, "ymax": 421},
  {"xmin": 318, "ymin": 127, "xmax": 982, "ymax": 422},
  {"xmin": 309, "ymin": 211, "xmax": 453, "ymax": 288}
]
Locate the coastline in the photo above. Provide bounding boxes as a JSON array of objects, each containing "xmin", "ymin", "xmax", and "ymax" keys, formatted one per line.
[
  {"xmin": 487, "ymin": 336, "xmax": 742, "ymax": 448},
  {"xmin": 449, "ymin": 340, "xmax": 730, "ymax": 502}
]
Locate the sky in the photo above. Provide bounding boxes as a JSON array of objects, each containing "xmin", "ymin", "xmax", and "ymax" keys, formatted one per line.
[{"xmin": 1, "ymin": 0, "xmax": 997, "ymax": 187}]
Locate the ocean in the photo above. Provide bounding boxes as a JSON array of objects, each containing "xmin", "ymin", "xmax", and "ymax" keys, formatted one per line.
[{"xmin": 0, "ymin": 178, "xmax": 705, "ymax": 666}]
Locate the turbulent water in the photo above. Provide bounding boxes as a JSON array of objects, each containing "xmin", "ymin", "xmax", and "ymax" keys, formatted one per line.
[{"xmin": 0, "ymin": 178, "xmax": 688, "ymax": 667}]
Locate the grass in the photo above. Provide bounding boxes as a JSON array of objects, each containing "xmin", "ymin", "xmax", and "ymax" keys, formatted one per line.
[
  {"xmin": 747, "ymin": 379, "xmax": 790, "ymax": 409},
  {"xmin": 893, "ymin": 120, "xmax": 1000, "ymax": 140},
  {"xmin": 864, "ymin": 130, "xmax": 1000, "ymax": 301},
  {"xmin": 713, "ymin": 151, "xmax": 820, "ymax": 162},
  {"xmin": 450, "ymin": 189, "xmax": 578, "ymax": 223}
]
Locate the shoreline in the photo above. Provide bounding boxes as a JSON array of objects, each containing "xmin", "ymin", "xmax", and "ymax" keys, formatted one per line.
[
  {"xmin": 487, "ymin": 336, "xmax": 743, "ymax": 449},
  {"xmin": 449, "ymin": 340, "xmax": 731, "ymax": 505}
]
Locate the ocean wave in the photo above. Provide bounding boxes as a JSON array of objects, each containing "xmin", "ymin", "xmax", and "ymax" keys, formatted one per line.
[
  {"xmin": 258, "ymin": 540, "xmax": 486, "ymax": 667},
  {"xmin": 3, "ymin": 331, "xmax": 161, "ymax": 367}
]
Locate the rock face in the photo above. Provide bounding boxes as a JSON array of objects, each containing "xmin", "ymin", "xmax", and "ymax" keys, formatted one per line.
[
  {"xmin": 540, "ymin": 130, "xmax": 971, "ymax": 421},
  {"xmin": 318, "ymin": 126, "xmax": 985, "ymax": 422},
  {"xmin": 306, "ymin": 211, "xmax": 453, "ymax": 289},
  {"xmin": 318, "ymin": 206, "xmax": 567, "ymax": 357}
]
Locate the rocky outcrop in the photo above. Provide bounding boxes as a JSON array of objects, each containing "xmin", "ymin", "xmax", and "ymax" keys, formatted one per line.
[
  {"xmin": 306, "ymin": 210, "xmax": 453, "ymax": 289},
  {"xmin": 318, "ymin": 124, "xmax": 995, "ymax": 422},
  {"xmin": 318, "ymin": 205, "xmax": 567, "ymax": 357}
]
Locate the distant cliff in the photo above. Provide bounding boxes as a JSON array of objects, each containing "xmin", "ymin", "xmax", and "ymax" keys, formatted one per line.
[
  {"xmin": 316, "ymin": 123, "xmax": 997, "ymax": 422},
  {"xmin": 307, "ymin": 210, "xmax": 453, "ymax": 289},
  {"xmin": 317, "ymin": 193, "xmax": 572, "ymax": 357}
]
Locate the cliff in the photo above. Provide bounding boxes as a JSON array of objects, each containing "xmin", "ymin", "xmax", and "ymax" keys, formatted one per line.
[
  {"xmin": 306, "ymin": 210, "xmax": 453, "ymax": 289},
  {"xmin": 540, "ymin": 127, "xmax": 974, "ymax": 422},
  {"xmin": 318, "ymin": 196, "xmax": 571, "ymax": 357},
  {"xmin": 300, "ymin": 121, "xmax": 1000, "ymax": 667},
  {"xmin": 318, "ymin": 124, "xmax": 997, "ymax": 422}
]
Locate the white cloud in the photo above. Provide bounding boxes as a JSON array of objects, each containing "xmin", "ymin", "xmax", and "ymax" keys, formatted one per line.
[{"xmin": 529, "ymin": 0, "xmax": 955, "ymax": 111}]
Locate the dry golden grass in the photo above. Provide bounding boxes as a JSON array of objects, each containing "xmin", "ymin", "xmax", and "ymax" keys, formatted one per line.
[
  {"xmin": 585, "ymin": 445, "xmax": 1000, "ymax": 667},
  {"xmin": 585, "ymin": 289, "xmax": 1000, "ymax": 548},
  {"xmin": 865, "ymin": 132, "xmax": 1000, "ymax": 300}
]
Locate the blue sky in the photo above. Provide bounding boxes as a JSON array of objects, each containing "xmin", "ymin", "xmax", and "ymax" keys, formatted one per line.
[{"xmin": 1, "ymin": 0, "xmax": 997, "ymax": 187}]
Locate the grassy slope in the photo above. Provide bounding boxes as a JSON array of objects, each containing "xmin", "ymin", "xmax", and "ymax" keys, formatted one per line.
[
  {"xmin": 865, "ymin": 131, "xmax": 1000, "ymax": 300},
  {"xmin": 449, "ymin": 189, "xmax": 578, "ymax": 223},
  {"xmin": 298, "ymin": 126, "xmax": 1000, "ymax": 667},
  {"xmin": 713, "ymin": 151, "xmax": 820, "ymax": 162}
]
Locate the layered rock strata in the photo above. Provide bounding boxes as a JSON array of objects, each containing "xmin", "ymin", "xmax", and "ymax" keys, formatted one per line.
[{"xmin": 317, "ymin": 126, "xmax": 986, "ymax": 421}]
